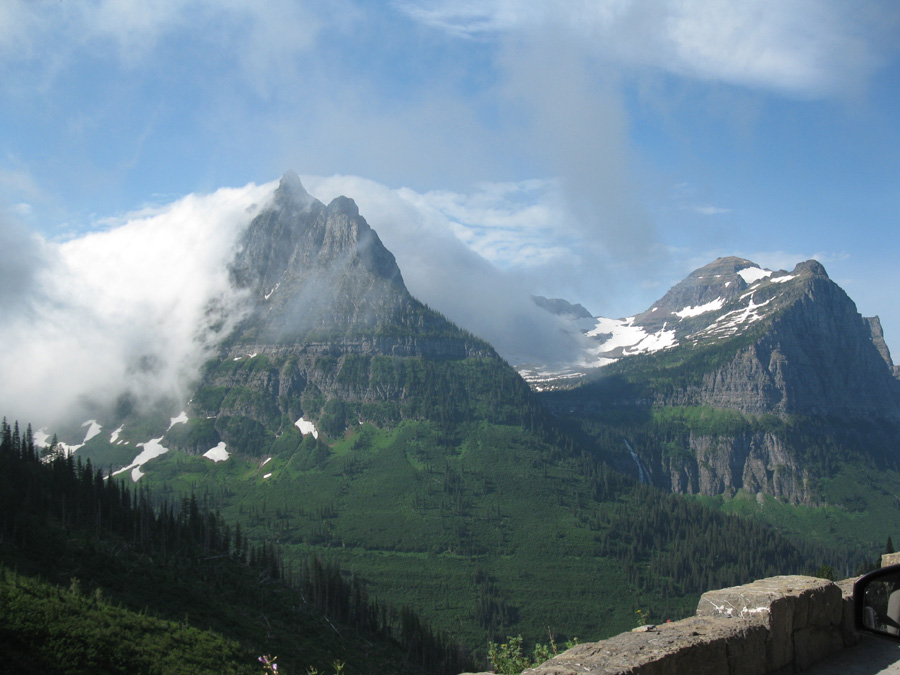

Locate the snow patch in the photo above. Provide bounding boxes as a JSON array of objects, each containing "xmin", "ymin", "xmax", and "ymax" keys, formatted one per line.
[
  {"xmin": 260, "ymin": 457, "xmax": 272, "ymax": 467},
  {"xmin": 629, "ymin": 329, "xmax": 677, "ymax": 354},
  {"xmin": 737, "ymin": 267, "xmax": 772, "ymax": 284},
  {"xmin": 33, "ymin": 428, "xmax": 52, "ymax": 449},
  {"xmin": 696, "ymin": 293, "xmax": 777, "ymax": 340},
  {"xmin": 264, "ymin": 282, "xmax": 280, "ymax": 300},
  {"xmin": 57, "ymin": 443, "xmax": 81, "ymax": 457},
  {"xmin": 110, "ymin": 425, "xmax": 124, "ymax": 443},
  {"xmin": 263, "ymin": 472, "xmax": 273, "ymax": 480},
  {"xmin": 770, "ymin": 274, "xmax": 796, "ymax": 283},
  {"xmin": 519, "ymin": 367, "xmax": 589, "ymax": 391},
  {"xmin": 674, "ymin": 297, "xmax": 725, "ymax": 318},
  {"xmin": 203, "ymin": 442, "xmax": 229, "ymax": 462},
  {"xmin": 38, "ymin": 427, "xmax": 84, "ymax": 457},
  {"xmin": 168, "ymin": 411, "xmax": 188, "ymax": 429},
  {"xmin": 295, "ymin": 417, "xmax": 319, "ymax": 439},
  {"xmin": 82, "ymin": 419, "xmax": 102, "ymax": 443},
  {"xmin": 584, "ymin": 316, "xmax": 677, "ymax": 364},
  {"xmin": 112, "ymin": 437, "xmax": 170, "ymax": 482}
]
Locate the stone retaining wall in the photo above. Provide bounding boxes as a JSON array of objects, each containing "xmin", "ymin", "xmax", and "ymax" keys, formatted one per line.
[{"xmin": 462, "ymin": 574, "xmax": 860, "ymax": 675}]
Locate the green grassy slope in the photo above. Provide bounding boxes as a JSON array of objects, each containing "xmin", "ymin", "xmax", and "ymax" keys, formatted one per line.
[{"xmin": 135, "ymin": 417, "xmax": 854, "ymax": 655}]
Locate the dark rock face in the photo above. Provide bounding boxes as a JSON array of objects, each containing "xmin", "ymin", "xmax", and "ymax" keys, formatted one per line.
[
  {"xmin": 182, "ymin": 172, "xmax": 506, "ymax": 451},
  {"xmin": 229, "ymin": 170, "xmax": 409, "ymax": 342},
  {"xmin": 608, "ymin": 257, "xmax": 900, "ymax": 421},
  {"xmin": 651, "ymin": 432, "xmax": 810, "ymax": 503},
  {"xmin": 664, "ymin": 267, "xmax": 900, "ymax": 420},
  {"xmin": 866, "ymin": 316, "xmax": 900, "ymax": 378},
  {"xmin": 554, "ymin": 257, "xmax": 900, "ymax": 503}
]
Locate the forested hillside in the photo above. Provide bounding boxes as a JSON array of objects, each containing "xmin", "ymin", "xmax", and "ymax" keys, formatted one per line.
[
  {"xmin": 130, "ymin": 412, "xmax": 864, "ymax": 653},
  {"xmin": 0, "ymin": 418, "xmax": 473, "ymax": 675}
]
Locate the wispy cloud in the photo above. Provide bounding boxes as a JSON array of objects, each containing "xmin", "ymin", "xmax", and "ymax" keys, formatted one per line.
[
  {"xmin": 397, "ymin": 179, "xmax": 577, "ymax": 269},
  {"xmin": 302, "ymin": 174, "xmax": 591, "ymax": 364},
  {"xmin": 0, "ymin": 1, "xmax": 322, "ymax": 92},
  {"xmin": 396, "ymin": 0, "xmax": 897, "ymax": 97},
  {"xmin": 691, "ymin": 204, "xmax": 731, "ymax": 216}
]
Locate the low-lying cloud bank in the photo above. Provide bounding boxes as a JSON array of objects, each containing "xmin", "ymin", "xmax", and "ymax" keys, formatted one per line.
[
  {"xmin": 0, "ymin": 181, "xmax": 275, "ymax": 428},
  {"xmin": 0, "ymin": 174, "xmax": 589, "ymax": 432}
]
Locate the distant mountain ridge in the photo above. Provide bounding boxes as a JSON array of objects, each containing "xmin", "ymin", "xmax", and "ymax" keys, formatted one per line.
[
  {"xmin": 619, "ymin": 257, "xmax": 897, "ymax": 418},
  {"xmin": 539, "ymin": 256, "xmax": 900, "ymax": 503},
  {"xmin": 531, "ymin": 256, "xmax": 900, "ymax": 418}
]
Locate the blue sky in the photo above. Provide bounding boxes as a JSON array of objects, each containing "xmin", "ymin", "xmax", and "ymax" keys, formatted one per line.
[{"xmin": 2, "ymin": 0, "xmax": 899, "ymax": 363}]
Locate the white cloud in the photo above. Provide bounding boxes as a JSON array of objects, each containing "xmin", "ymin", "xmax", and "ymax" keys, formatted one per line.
[
  {"xmin": 301, "ymin": 174, "xmax": 591, "ymax": 365},
  {"xmin": 397, "ymin": 0, "xmax": 896, "ymax": 97},
  {"xmin": 395, "ymin": 178, "xmax": 577, "ymax": 269},
  {"xmin": 0, "ymin": 181, "xmax": 275, "ymax": 427},
  {"xmin": 0, "ymin": 173, "xmax": 594, "ymax": 428},
  {"xmin": 496, "ymin": 28, "xmax": 662, "ymax": 268},
  {"xmin": 0, "ymin": 0, "xmax": 322, "ymax": 91},
  {"xmin": 691, "ymin": 204, "xmax": 731, "ymax": 216}
]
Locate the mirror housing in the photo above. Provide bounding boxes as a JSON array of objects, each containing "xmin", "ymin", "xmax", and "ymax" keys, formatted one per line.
[{"xmin": 854, "ymin": 564, "xmax": 900, "ymax": 639}]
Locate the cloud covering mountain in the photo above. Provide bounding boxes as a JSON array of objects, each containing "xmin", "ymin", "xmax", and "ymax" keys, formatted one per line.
[
  {"xmin": 0, "ymin": 182, "xmax": 273, "ymax": 426},
  {"xmin": 0, "ymin": 176, "xmax": 589, "ymax": 428}
]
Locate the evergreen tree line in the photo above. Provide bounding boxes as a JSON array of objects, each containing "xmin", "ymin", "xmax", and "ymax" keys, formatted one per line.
[
  {"xmin": 0, "ymin": 418, "xmax": 474, "ymax": 675},
  {"xmin": 590, "ymin": 483, "xmax": 860, "ymax": 598}
]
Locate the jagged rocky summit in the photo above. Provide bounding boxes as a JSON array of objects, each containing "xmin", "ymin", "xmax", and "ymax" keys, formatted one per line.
[
  {"xmin": 536, "ymin": 256, "xmax": 900, "ymax": 420},
  {"xmin": 225, "ymin": 171, "xmax": 500, "ymax": 360},
  {"xmin": 229, "ymin": 171, "xmax": 409, "ymax": 342},
  {"xmin": 178, "ymin": 171, "xmax": 522, "ymax": 454}
]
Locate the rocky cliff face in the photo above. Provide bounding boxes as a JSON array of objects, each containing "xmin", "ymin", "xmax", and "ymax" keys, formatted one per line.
[
  {"xmin": 664, "ymin": 261, "xmax": 900, "ymax": 420},
  {"xmin": 543, "ymin": 257, "xmax": 900, "ymax": 503},
  {"xmin": 181, "ymin": 172, "xmax": 513, "ymax": 452},
  {"xmin": 577, "ymin": 257, "xmax": 900, "ymax": 420},
  {"xmin": 866, "ymin": 315, "xmax": 900, "ymax": 379},
  {"xmin": 229, "ymin": 170, "xmax": 412, "ymax": 342},
  {"xmin": 646, "ymin": 431, "xmax": 812, "ymax": 503}
]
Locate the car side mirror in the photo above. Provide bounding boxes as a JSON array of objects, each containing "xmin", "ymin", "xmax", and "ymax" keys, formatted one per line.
[{"xmin": 855, "ymin": 564, "xmax": 900, "ymax": 639}]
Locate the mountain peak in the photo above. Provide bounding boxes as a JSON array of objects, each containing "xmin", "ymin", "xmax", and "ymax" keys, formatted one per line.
[
  {"xmin": 327, "ymin": 195, "xmax": 360, "ymax": 218},
  {"xmin": 275, "ymin": 170, "xmax": 313, "ymax": 208},
  {"xmin": 533, "ymin": 296, "xmax": 594, "ymax": 320},
  {"xmin": 693, "ymin": 256, "xmax": 758, "ymax": 276},
  {"xmin": 228, "ymin": 178, "xmax": 409, "ymax": 343},
  {"xmin": 792, "ymin": 259, "xmax": 828, "ymax": 279}
]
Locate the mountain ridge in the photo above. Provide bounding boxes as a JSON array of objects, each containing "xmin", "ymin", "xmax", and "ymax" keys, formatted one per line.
[
  {"xmin": 538, "ymin": 256, "xmax": 900, "ymax": 504},
  {"xmin": 531, "ymin": 256, "xmax": 899, "ymax": 418}
]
